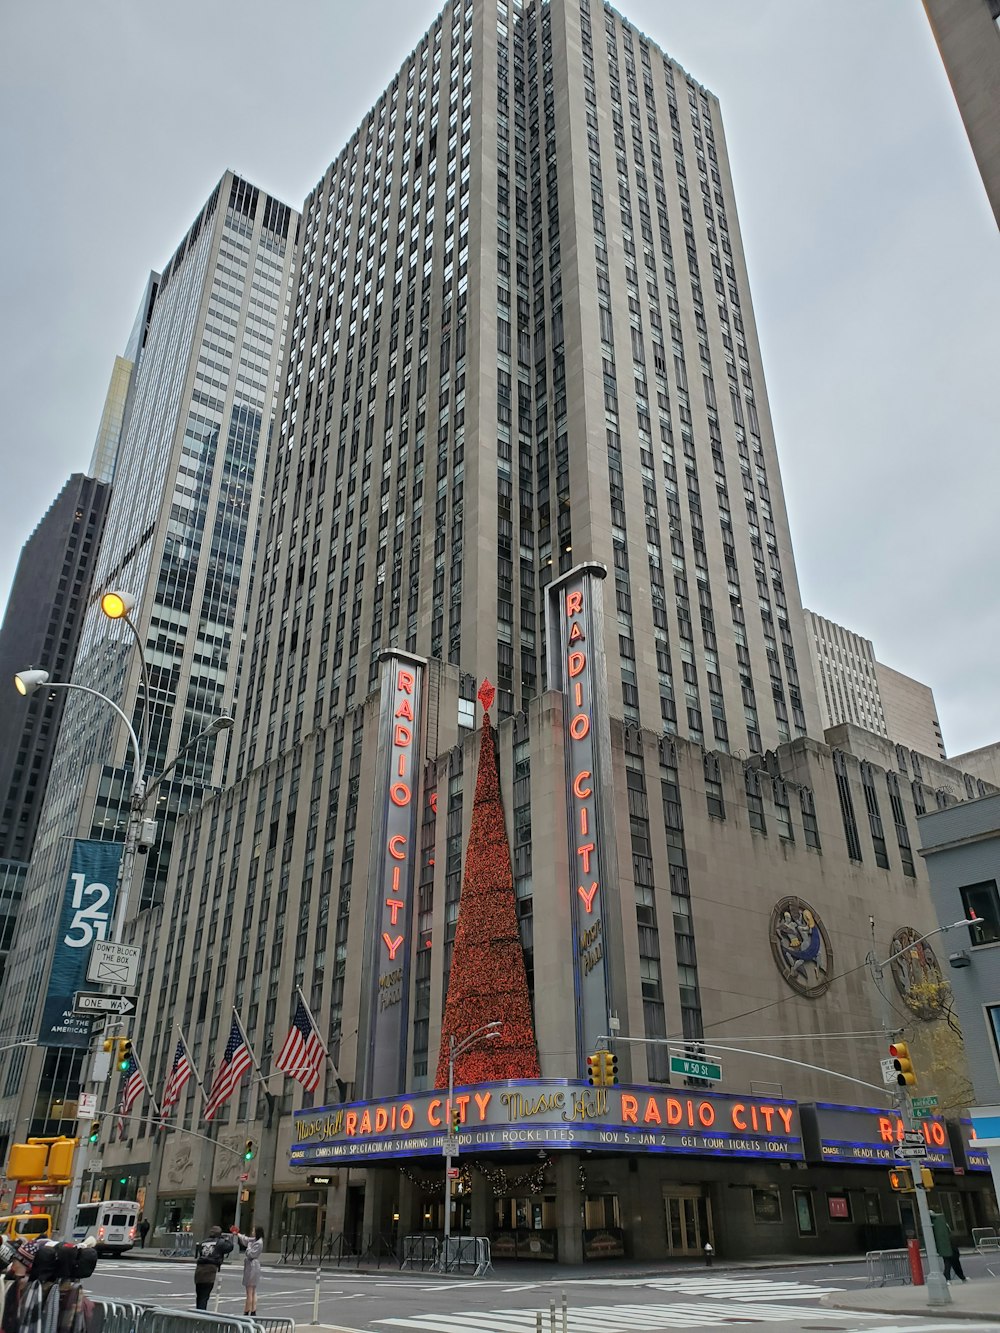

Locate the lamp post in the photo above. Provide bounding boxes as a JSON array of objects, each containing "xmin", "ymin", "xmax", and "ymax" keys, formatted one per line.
[
  {"xmin": 443, "ymin": 1021, "xmax": 501, "ymax": 1252},
  {"xmin": 868, "ymin": 915, "xmax": 983, "ymax": 1309},
  {"xmin": 13, "ymin": 668, "xmax": 233, "ymax": 1234}
]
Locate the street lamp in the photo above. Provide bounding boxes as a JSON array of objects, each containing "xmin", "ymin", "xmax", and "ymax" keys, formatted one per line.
[
  {"xmin": 12, "ymin": 667, "xmax": 233, "ymax": 1234},
  {"xmin": 868, "ymin": 915, "xmax": 984, "ymax": 1309},
  {"xmin": 443, "ymin": 1021, "xmax": 502, "ymax": 1250},
  {"xmin": 99, "ymin": 590, "xmax": 136, "ymax": 621}
]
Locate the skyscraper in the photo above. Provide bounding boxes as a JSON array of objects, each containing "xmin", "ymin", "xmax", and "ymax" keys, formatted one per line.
[
  {"xmin": 80, "ymin": 2, "xmax": 995, "ymax": 1258},
  {"xmin": 0, "ymin": 172, "xmax": 298, "ymax": 1153}
]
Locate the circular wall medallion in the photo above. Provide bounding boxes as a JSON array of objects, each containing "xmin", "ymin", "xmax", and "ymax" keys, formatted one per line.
[
  {"xmin": 889, "ymin": 926, "xmax": 945, "ymax": 1020},
  {"xmin": 769, "ymin": 896, "xmax": 833, "ymax": 998}
]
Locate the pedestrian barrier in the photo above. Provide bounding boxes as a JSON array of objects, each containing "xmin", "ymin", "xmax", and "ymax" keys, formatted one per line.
[
  {"xmin": 972, "ymin": 1227, "xmax": 999, "ymax": 1276},
  {"xmin": 91, "ymin": 1302, "xmax": 259, "ymax": 1333},
  {"xmin": 438, "ymin": 1235, "xmax": 493, "ymax": 1277},
  {"xmin": 161, "ymin": 1232, "xmax": 195, "ymax": 1257},
  {"xmin": 400, "ymin": 1235, "xmax": 439, "ymax": 1271},
  {"xmin": 250, "ymin": 1319, "xmax": 294, "ymax": 1333},
  {"xmin": 865, "ymin": 1248, "xmax": 913, "ymax": 1288},
  {"xmin": 278, "ymin": 1230, "xmax": 395, "ymax": 1268}
]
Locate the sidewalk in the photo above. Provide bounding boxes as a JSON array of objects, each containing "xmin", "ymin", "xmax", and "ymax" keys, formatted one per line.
[{"xmin": 823, "ymin": 1277, "xmax": 1000, "ymax": 1323}]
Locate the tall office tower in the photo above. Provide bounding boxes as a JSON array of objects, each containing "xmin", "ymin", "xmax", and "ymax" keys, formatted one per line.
[
  {"xmin": 804, "ymin": 609, "xmax": 946, "ymax": 758},
  {"xmin": 923, "ymin": 0, "xmax": 1000, "ymax": 227},
  {"xmin": 0, "ymin": 474, "xmax": 110, "ymax": 862},
  {"xmin": 88, "ymin": 275, "xmax": 160, "ymax": 484},
  {"xmin": 0, "ymin": 172, "xmax": 298, "ymax": 1152}
]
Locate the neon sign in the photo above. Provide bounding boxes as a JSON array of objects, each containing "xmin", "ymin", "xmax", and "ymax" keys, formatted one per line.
[
  {"xmin": 546, "ymin": 565, "xmax": 623, "ymax": 1070},
  {"xmin": 361, "ymin": 653, "xmax": 425, "ymax": 1098}
]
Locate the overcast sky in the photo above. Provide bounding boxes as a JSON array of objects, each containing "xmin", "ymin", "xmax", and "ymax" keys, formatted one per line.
[{"xmin": 1, "ymin": 1, "xmax": 996, "ymax": 755}]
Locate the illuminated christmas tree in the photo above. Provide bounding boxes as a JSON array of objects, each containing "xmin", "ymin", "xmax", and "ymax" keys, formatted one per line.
[{"xmin": 434, "ymin": 679, "xmax": 541, "ymax": 1087}]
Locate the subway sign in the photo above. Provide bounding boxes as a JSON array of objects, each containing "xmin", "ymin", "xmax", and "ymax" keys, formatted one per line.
[{"xmin": 291, "ymin": 1080, "xmax": 804, "ymax": 1164}]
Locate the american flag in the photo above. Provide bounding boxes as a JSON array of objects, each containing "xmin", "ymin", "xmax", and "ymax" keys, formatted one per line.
[
  {"xmin": 116, "ymin": 1064, "xmax": 144, "ymax": 1140},
  {"xmin": 203, "ymin": 1018, "xmax": 253, "ymax": 1121},
  {"xmin": 274, "ymin": 996, "xmax": 326, "ymax": 1093},
  {"xmin": 159, "ymin": 1039, "xmax": 193, "ymax": 1124}
]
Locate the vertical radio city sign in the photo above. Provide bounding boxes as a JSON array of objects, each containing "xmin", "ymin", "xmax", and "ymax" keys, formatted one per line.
[
  {"xmin": 545, "ymin": 564, "xmax": 624, "ymax": 1070},
  {"xmin": 360, "ymin": 652, "xmax": 426, "ymax": 1099}
]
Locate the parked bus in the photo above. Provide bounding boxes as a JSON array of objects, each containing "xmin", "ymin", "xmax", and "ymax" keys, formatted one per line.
[{"xmin": 72, "ymin": 1200, "xmax": 139, "ymax": 1254}]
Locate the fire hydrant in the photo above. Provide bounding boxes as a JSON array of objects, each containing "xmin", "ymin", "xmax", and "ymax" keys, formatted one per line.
[{"xmin": 704, "ymin": 1242, "xmax": 714, "ymax": 1267}]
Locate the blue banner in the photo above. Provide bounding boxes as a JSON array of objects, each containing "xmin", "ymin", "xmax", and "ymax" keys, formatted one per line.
[{"xmin": 38, "ymin": 839, "xmax": 122, "ymax": 1048}]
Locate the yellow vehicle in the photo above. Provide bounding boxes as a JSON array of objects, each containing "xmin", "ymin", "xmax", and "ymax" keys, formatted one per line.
[{"xmin": 0, "ymin": 1213, "xmax": 53, "ymax": 1241}]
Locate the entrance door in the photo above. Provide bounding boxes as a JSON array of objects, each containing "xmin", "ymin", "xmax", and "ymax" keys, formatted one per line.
[{"xmin": 664, "ymin": 1191, "xmax": 713, "ymax": 1257}]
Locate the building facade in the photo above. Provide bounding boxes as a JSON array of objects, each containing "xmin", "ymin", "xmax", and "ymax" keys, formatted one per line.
[
  {"xmin": 923, "ymin": 0, "xmax": 1000, "ymax": 228},
  {"xmin": 918, "ymin": 792, "xmax": 1000, "ymax": 1208},
  {"xmin": 0, "ymin": 474, "xmax": 110, "ymax": 864},
  {"xmin": 0, "ymin": 173, "xmax": 298, "ymax": 1164},
  {"xmin": 87, "ymin": 0, "xmax": 993, "ymax": 1262},
  {"xmin": 804, "ymin": 610, "xmax": 945, "ymax": 759}
]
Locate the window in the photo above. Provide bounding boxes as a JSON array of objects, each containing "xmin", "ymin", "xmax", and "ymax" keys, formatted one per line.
[
  {"xmin": 751, "ymin": 1187, "xmax": 782, "ymax": 1224},
  {"xmin": 961, "ymin": 880, "xmax": 1000, "ymax": 945},
  {"xmin": 827, "ymin": 1193, "xmax": 851, "ymax": 1221},
  {"xmin": 988, "ymin": 1005, "xmax": 1000, "ymax": 1070},
  {"xmin": 792, "ymin": 1188, "xmax": 815, "ymax": 1236}
]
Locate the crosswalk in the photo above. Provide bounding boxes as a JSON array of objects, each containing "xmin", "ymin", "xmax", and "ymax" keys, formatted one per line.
[
  {"xmin": 582, "ymin": 1274, "xmax": 843, "ymax": 1300},
  {"xmin": 376, "ymin": 1299, "xmax": 856, "ymax": 1331}
]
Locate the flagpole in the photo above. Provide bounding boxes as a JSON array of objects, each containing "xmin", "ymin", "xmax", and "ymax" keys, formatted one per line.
[
  {"xmin": 130, "ymin": 1044, "xmax": 161, "ymax": 1120},
  {"xmin": 177, "ymin": 1024, "xmax": 206, "ymax": 1096},
  {"xmin": 295, "ymin": 986, "xmax": 330, "ymax": 1061},
  {"xmin": 232, "ymin": 1007, "xmax": 264, "ymax": 1080}
]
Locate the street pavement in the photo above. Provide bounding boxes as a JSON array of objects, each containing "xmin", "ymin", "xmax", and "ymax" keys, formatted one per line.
[{"xmin": 83, "ymin": 1253, "xmax": 1000, "ymax": 1332}]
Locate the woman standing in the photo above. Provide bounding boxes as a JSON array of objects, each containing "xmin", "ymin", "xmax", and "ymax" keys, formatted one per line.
[{"xmin": 230, "ymin": 1227, "xmax": 264, "ymax": 1314}]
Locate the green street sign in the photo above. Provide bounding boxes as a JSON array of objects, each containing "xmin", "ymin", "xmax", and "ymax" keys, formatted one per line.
[
  {"xmin": 669, "ymin": 1055, "xmax": 722, "ymax": 1081},
  {"xmin": 910, "ymin": 1095, "xmax": 939, "ymax": 1110},
  {"xmin": 912, "ymin": 1107, "xmax": 935, "ymax": 1120}
]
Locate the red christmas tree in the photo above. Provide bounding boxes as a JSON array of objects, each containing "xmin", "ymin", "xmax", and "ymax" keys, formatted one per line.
[{"xmin": 434, "ymin": 680, "xmax": 541, "ymax": 1087}]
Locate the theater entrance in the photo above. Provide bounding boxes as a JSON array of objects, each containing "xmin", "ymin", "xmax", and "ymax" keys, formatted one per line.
[{"xmin": 664, "ymin": 1188, "xmax": 713, "ymax": 1258}]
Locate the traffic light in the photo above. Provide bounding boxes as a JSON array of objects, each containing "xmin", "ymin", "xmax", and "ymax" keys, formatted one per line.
[
  {"xmin": 46, "ymin": 1138, "xmax": 77, "ymax": 1183},
  {"xmin": 6, "ymin": 1143, "xmax": 48, "ymax": 1180},
  {"xmin": 888, "ymin": 1041, "xmax": 916, "ymax": 1088},
  {"xmin": 920, "ymin": 1167, "xmax": 935, "ymax": 1190},
  {"xmin": 88, "ymin": 1121, "xmax": 101, "ymax": 1146},
  {"xmin": 450, "ymin": 1106, "xmax": 461, "ymax": 1134},
  {"xmin": 117, "ymin": 1038, "xmax": 133, "ymax": 1073},
  {"xmin": 102, "ymin": 1038, "xmax": 115, "ymax": 1054},
  {"xmin": 601, "ymin": 1051, "xmax": 619, "ymax": 1086},
  {"xmin": 244, "ymin": 1140, "xmax": 255, "ymax": 1161},
  {"xmin": 586, "ymin": 1053, "xmax": 603, "ymax": 1087},
  {"xmin": 888, "ymin": 1167, "xmax": 913, "ymax": 1192}
]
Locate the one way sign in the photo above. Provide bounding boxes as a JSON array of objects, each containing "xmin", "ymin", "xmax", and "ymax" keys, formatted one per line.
[{"xmin": 73, "ymin": 991, "xmax": 138, "ymax": 1016}]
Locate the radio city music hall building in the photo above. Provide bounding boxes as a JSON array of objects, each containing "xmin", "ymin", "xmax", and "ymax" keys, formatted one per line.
[{"xmin": 91, "ymin": 0, "xmax": 997, "ymax": 1260}]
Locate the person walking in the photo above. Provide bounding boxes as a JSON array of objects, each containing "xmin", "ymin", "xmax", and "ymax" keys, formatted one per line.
[
  {"xmin": 193, "ymin": 1225, "xmax": 233, "ymax": 1309},
  {"xmin": 930, "ymin": 1209, "xmax": 967, "ymax": 1282},
  {"xmin": 138, "ymin": 1217, "xmax": 150, "ymax": 1249},
  {"xmin": 230, "ymin": 1226, "xmax": 264, "ymax": 1315}
]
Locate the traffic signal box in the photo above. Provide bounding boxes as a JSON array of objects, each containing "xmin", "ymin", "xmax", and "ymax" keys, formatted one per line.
[
  {"xmin": 450, "ymin": 1106, "xmax": 461, "ymax": 1135},
  {"xmin": 117, "ymin": 1038, "xmax": 133, "ymax": 1072},
  {"xmin": 587, "ymin": 1051, "xmax": 619, "ymax": 1087},
  {"xmin": 244, "ymin": 1140, "xmax": 255, "ymax": 1161},
  {"xmin": 889, "ymin": 1041, "xmax": 916, "ymax": 1088},
  {"xmin": 88, "ymin": 1121, "xmax": 101, "ymax": 1146},
  {"xmin": 888, "ymin": 1166, "xmax": 935, "ymax": 1192},
  {"xmin": 6, "ymin": 1137, "xmax": 78, "ymax": 1183}
]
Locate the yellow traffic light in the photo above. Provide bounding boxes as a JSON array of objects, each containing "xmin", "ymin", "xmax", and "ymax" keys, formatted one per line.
[
  {"xmin": 450, "ymin": 1106, "xmax": 461, "ymax": 1134},
  {"xmin": 102, "ymin": 1038, "xmax": 115, "ymax": 1054},
  {"xmin": 586, "ymin": 1053, "xmax": 603, "ymax": 1087},
  {"xmin": 601, "ymin": 1051, "xmax": 619, "ymax": 1086},
  {"xmin": 6, "ymin": 1143, "xmax": 48, "ymax": 1180},
  {"xmin": 889, "ymin": 1042, "xmax": 916, "ymax": 1088},
  {"xmin": 920, "ymin": 1167, "xmax": 934, "ymax": 1190},
  {"xmin": 244, "ymin": 1140, "xmax": 255, "ymax": 1161},
  {"xmin": 118, "ymin": 1038, "xmax": 133, "ymax": 1072},
  {"xmin": 888, "ymin": 1167, "xmax": 914, "ymax": 1192},
  {"xmin": 88, "ymin": 1121, "xmax": 101, "ymax": 1146},
  {"xmin": 46, "ymin": 1138, "xmax": 77, "ymax": 1183}
]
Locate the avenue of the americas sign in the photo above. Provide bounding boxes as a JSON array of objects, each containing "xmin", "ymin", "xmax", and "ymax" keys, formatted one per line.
[{"xmin": 291, "ymin": 1079, "xmax": 803, "ymax": 1165}]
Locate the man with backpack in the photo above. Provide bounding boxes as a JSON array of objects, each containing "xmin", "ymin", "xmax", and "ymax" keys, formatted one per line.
[{"xmin": 193, "ymin": 1226, "xmax": 233, "ymax": 1310}]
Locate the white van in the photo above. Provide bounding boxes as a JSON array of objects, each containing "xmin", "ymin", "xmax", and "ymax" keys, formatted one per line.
[{"xmin": 72, "ymin": 1200, "xmax": 140, "ymax": 1255}]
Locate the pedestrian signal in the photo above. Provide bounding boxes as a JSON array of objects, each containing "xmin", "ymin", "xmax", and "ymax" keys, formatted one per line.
[
  {"xmin": 586, "ymin": 1053, "xmax": 602, "ymax": 1087},
  {"xmin": 117, "ymin": 1038, "xmax": 133, "ymax": 1073},
  {"xmin": 888, "ymin": 1167, "xmax": 913, "ymax": 1192},
  {"xmin": 102, "ymin": 1038, "xmax": 115, "ymax": 1054},
  {"xmin": 920, "ymin": 1167, "xmax": 934, "ymax": 1190},
  {"xmin": 88, "ymin": 1121, "xmax": 101, "ymax": 1146},
  {"xmin": 888, "ymin": 1041, "xmax": 916, "ymax": 1088},
  {"xmin": 244, "ymin": 1140, "xmax": 255, "ymax": 1161},
  {"xmin": 601, "ymin": 1051, "xmax": 619, "ymax": 1086}
]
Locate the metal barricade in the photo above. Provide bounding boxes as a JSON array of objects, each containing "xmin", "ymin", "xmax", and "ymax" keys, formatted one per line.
[
  {"xmin": 439, "ymin": 1235, "xmax": 492, "ymax": 1276},
  {"xmin": 865, "ymin": 1248, "xmax": 913, "ymax": 1288},
  {"xmin": 162, "ymin": 1232, "xmax": 195, "ymax": 1257},
  {"xmin": 401, "ymin": 1235, "xmax": 439, "ymax": 1271},
  {"xmin": 89, "ymin": 1300, "xmax": 144, "ymax": 1333},
  {"xmin": 90, "ymin": 1304, "xmax": 258, "ymax": 1333},
  {"xmin": 973, "ymin": 1227, "xmax": 999, "ymax": 1276},
  {"xmin": 250, "ymin": 1320, "xmax": 294, "ymax": 1333}
]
